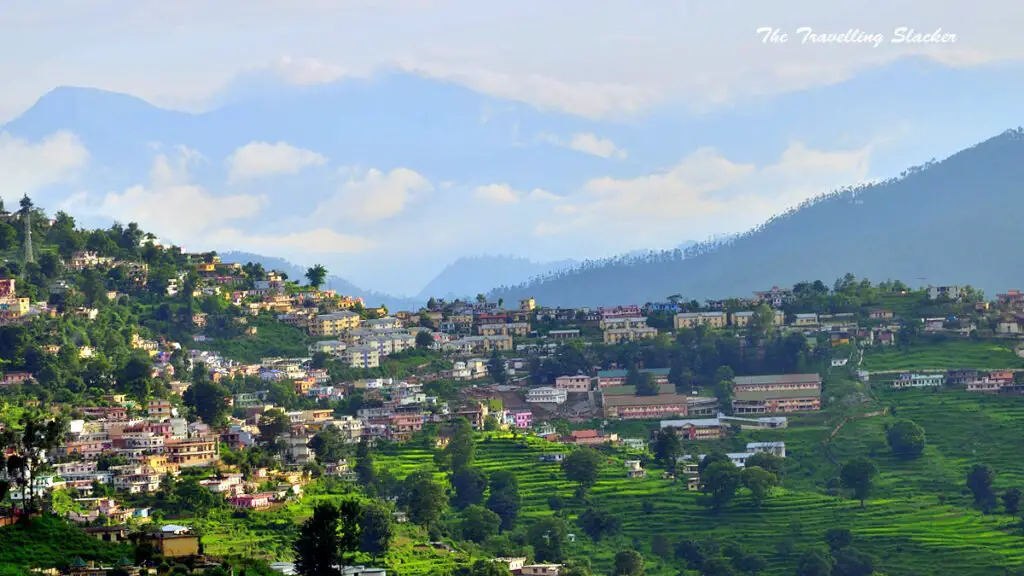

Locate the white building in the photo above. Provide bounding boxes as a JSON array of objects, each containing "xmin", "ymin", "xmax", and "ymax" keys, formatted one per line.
[
  {"xmin": 526, "ymin": 386, "xmax": 568, "ymax": 405},
  {"xmin": 746, "ymin": 441, "xmax": 786, "ymax": 458},
  {"xmin": 892, "ymin": 373, "xmax": 944, "ymax": 389}
]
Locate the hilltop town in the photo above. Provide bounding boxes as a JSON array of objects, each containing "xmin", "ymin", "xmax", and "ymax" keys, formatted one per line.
[{"xmin": 5, "ymin": 200, "xmax": 1024, "ymax": 576}]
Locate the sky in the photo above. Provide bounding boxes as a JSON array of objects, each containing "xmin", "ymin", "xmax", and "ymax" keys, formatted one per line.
[{"xmin": 1, "ymin": 1, "xmax": 1023, "ymax": 296}]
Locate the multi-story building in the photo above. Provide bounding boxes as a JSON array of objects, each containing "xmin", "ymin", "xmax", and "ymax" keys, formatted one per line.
[
  {"xmin": 892, "ymin": 373, "xmax": 944, "ymax": 389},
  {"xmin": 603, "ymin": 391, "xmax": 688, "ymax": 420},
  {"xmin": 674, "ymin": 311, "xmax": 727, "ymax": 330},
  {"xmin": 389, "ymin": 413, "xmax": 424, "ymax": 441},
  {"xmin": 730, "ymin": 310, "xmax": 786, "ymax": 327},
  {"xmin": 328, "ymin": 416, "xmax": 364, "ymax": 442},
  {"xmin": 309, "ymin": 311, "xmax": 362, "ymax": 337},
  {"xmin": 599, "ymin": 316, "xmax": 649, "ymax": 331},
  {"xmin": 731, "ymin": 374, "xmax": 822, "ymax": 414},
  {"xmin": 442, "ymin": 335, "xmax": 513, "ymax": 354},
  {"xmin": 554, "ymin": 375, "xmax": 592, "ymax": 393},
  {"xmin": 659, "ymin": 417, "xmax": 726, "ymax": 440},
  {"xmin": 164, "ymin": 436, "xmax": 219, "ymax": 468},
  {"xmin": 603, "ymin": 326, "xmax": 658, "ymax": 345},
  {"xmin": 477, "ymin": 322, "xmax": 531, "ymax": 337},
  {"xmin": 596, "ymin": 368, "xmax": 670, "ymax": 389},
  {"xmin": 365, "ymin": 317, "xmax": 403, "ymax": 330},
  {"xmin": 598, "ymin": 305, "xmax": 642, "ymax": 320},
  {"xmin": 345, "ymin": 345, "xmax": 380, "ymax": 369},
  {"xmin": 792, "ymin": 313, "xmax": 819, "ymax": 327},
  {"xmin": 753, "ymin": 287, "xmax": 793, "ymax": 308},
  {"xmin": 526, "ymin": 387, "xmax": 568, "ymax": 404}
]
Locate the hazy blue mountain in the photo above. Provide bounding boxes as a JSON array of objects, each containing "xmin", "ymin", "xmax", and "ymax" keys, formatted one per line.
[
  {"xmin": 218, "ymin": 251, "xmax": 420, "ymax": 310},
  {"xmin": 490, "ymin": 129, "xmax": 1024, "ymax": 307},
  {"xmin": 416, "ymin": 255, "xmax": 579, "ymax": 301}
]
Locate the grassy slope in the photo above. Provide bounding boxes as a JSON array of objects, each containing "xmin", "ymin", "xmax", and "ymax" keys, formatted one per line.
[
  {"xmin": 0, "ymin": 515, "xmax": 133, "ymax": 573},
  {"xmin": 862, "ymin": 339, "xmax": 1023, "ymax": 371},
  {"xmin": 189, "ymin": 389, "xmax": 1024, "ymax": 576},
  {"xmin": 198, "ymin": 316, "xmax": 310, "ymax": 363}
]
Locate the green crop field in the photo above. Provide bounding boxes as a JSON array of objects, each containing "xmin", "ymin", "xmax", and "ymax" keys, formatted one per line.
[
  {"xmin": 181, "ymin": 387, "xmax": 1024, "ymax": 576},
  {"xmin": 862, "ymin": 339, "xmax": 1023, "ymax": 371}
]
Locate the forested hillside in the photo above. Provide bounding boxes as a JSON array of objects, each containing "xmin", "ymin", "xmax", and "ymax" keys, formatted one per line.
[{"xmin": 491, "ymin": 128, "xmax": 1024, "ymax": 306}]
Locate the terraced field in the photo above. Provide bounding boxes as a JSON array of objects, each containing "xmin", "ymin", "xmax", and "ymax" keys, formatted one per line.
[
  {"xmin": 862, "ymin": 339, "xmax": 1023, "ymax": 371},
  {"xmin": 191, "ymin": 389, "xmax": 1024, "ymax": 576},
  {"xmin": 373, "ymin": 430, "xmax": 1024, "ymax": 575}
]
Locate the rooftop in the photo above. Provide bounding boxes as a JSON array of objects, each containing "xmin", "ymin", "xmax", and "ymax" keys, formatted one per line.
[
  {"xmin": 733, "ymin": 374, "xmax": 821, "ymax": 386},
  {"xmin": 598, "ymin": 368, "xmax": 670, "ymax": 378},
  {"xmin": 603, "ymin": 383, "xmax": 675, "ymax": 396},
  {"xmin": 734, "ymin": 387, "xmax": 821, "ymax": 401},
  {"xmin": 604, "ymin": 393, "xmax": 690, "ymax": 407}
]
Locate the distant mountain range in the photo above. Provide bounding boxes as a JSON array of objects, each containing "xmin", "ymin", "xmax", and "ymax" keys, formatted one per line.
[
  {"xmin": 415, "ymin": 255, "xmax": 579, "ymax": 301},
  {"xmin": 490, "ymin": 129, "xmax": 1024, "ymax": 307},
  {"xmin": 218, "ymin": 251, "xmax": 421, "ymax": 310}
]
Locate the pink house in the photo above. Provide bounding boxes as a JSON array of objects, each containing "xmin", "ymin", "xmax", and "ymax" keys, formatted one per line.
[
  {"xmin": 229, "ymin": 493, "xmax": 273, "ymax": 509},
  {"xmin": 513, "ymin": 410, "xmax": 533, "ymax": 429}
]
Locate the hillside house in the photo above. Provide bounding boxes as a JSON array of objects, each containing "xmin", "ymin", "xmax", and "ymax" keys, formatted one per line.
[
  {"xmin": 928, "ymin": 285, "xmax": 965, "ymax": 300},
  {"xmin": 526, "ymin": 387, "xmax": 567, "ymax": 404},
  {"xmin": 793, "ymin": 313, "xmax": 819, "ymax": 327},
  {"xmin": 732, "ymin": 374, "xmax": 821, "ymax": 414},
  {"xmin": 674, "ymin": 311, "xmax": 727, "ymax": 330},
  {"xmin": 599, "ymin": 316, "xmax": 649, "ymax": 330},
  {"xmin": 892, "ymin": 373, "xmax": 944, "ymax": 389},
  {"xmin": 730, "ymin": 310, "xmax": 785, "ymax": 328},
  {"xmin": 554, "ymin": 375, "xmax": 592, "ymax": 392},
  {"xmin": 603, "ymin": 326, "xmax": 659, "ymax": 344},
  {"xmin": 659, "ymin": 417, "xmax": 726, "ymax": 440},
  {"xmin": 997, "ymin": 290, "xmax": 1024, "ymax": 311},
  {"xmin": 625, "ymin": 460, "xmax": 646, "ymax": 478},
  {"xmin": 598, "ymin": 305, "xmax": 642, "ymax": 320},
  {"xmin": 602, "ymin": 391, "xmax": 689, "ymax": 420},
  {"xmin": 753, "ymin": 287, "xmax": 793, "ymax": 308},
  {"xmin": 868, "ymin": 309, "xmax": 895, "ymax": 320}
]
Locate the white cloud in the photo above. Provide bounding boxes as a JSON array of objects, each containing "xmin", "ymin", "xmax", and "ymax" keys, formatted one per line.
[
  {"xmin": 0, "ymin": 131, "xmax": 90, "ymax": 204},
  {"xmin": 538, "ymin": 132, "xmax": 627, "ymax": 159},
  {"xmin": 3, "ymin": 1, "xmax": 1022, "ymax": 122},
  {"xmin": 570, "ymin": 133, "xmax": 627, "ymax": 159},
  {"xmin": 535, "ymin": 140, "xmax": 873, "ymax": 248},
  {"xmin": 205, "ymin": 227, "xmax": 372, "ymax": 255},
  {"xmin": 314, "ymin": 167, "xmax": 433, "ymax": 223},
  {"xmin": 227, "ymin": 141, "xmax": 327, "ymax": 183},
  {"xmin": 474, "ymin": 183, "xmax": 520, "ymax": 203},
  {"xmin": 89, "ymin": 149, "xmax": 266, "ymax": 240},
  {"xmin": 269, "ymin": 56, "xmax": 348, "ymax": 86},
  {"xmin": 69, "ymin": 147, "xmax": 374, "ymax": 257},
  {"xmin": 398, "ymin": 61, "xmax": 660, "ymax": 119},
  {"xmin": 474, "ymin": 183, "xmax": 559, "ymax": 204}
]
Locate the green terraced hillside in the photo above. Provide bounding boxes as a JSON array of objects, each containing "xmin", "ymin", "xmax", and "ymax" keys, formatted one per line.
[{"xmin": 862, "ymin": 339, "xmax": 1023, "ymax": 372}]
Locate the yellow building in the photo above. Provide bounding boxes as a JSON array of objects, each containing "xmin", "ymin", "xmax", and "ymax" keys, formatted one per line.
[
  {"xmin": 478, "ymin": 322, "xmax": 531, "ymax": 337},
  {"xmin": 345, "ymin": 346, "xmax": 380, "ymax": 369},
  {"xmin": 730, "ymin": 310, "xmax": 785, "ymax": 328},
  {"xmin": 603, "ymin": 327, "xmax": 659, "ymax": 345},
  {"xmin": 674, "ymin": 312, "xmax": 727, "ymax": 330},
  {"xmin": 309, "ymin": 311, "xmax": 362, "ymax": 337},
  {"xmin": 519, "ymin": 297, "xmax": 536, "ymax": 312}
]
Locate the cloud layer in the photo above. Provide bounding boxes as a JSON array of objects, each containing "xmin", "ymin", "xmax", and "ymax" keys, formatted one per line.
[
  {"xmin": 1, "ymin": 1, "xmax": 1022, "ymax": 121},
  {"xmin": 227, "ymin": 141, "xmax": 327, "ymax": 183}
]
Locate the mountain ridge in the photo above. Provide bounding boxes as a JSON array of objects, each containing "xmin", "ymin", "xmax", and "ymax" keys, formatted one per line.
[{"xmin": 489, "ymin": 128, "xmax": 1024, "ymax": 306}]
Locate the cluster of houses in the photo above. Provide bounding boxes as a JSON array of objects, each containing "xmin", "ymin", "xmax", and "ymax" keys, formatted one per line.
[
  {"xmin": 888, "ymin": 369, "xmax": 1022, "ymax": 393},
  {"xmin": 544, "ymin": 369, "xmax": 822, "ymax": 420}
]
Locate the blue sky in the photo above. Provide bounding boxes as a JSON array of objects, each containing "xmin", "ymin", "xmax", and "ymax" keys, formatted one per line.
[{"xmin": 1, "ymin": 1, "xmax": 1023, "ymax": 295}]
